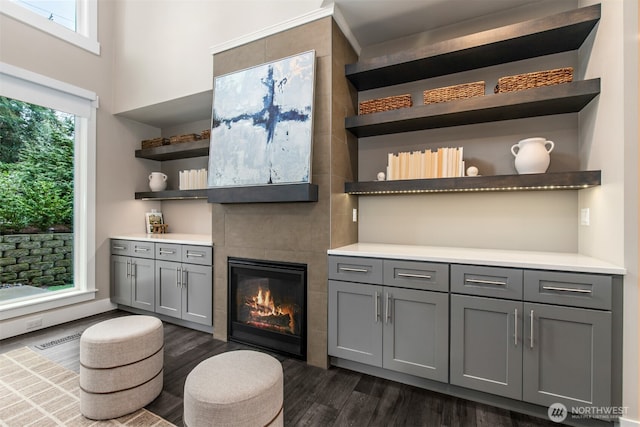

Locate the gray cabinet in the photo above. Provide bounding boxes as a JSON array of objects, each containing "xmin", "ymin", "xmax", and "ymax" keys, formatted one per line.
[
  {"xmin": 450, "ymin": 294, "xmax": 523, "ymax": 400},
  {"xmin": 111, "ymin": 238, "xmax": 213, "ymax": 328},
  {"xmin": 110, "ymin": 240, "xmax": 155, "ymax": 310},
  {"xmin": 155, "ymin": 244, "xmax": 213, "ymax": 326},
  {"xmin": 328, "ymin": 256, "xmax": 449, "ymax": 382},
  {"xmin": 328, "ymin": 280, "xmax": 382, "ymax": 366},
  {"xmin": 450, "ymin": 264, "xmax": 614, "ymax": 409},
  {"xmin": 523, "ymin": 302, "xmax": 612, "ymax": 409}
]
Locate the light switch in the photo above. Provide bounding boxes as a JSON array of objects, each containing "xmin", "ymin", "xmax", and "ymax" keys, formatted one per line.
[{"xmin": 352, "ymin": 208, "xmax": 358, "ymax": 222}]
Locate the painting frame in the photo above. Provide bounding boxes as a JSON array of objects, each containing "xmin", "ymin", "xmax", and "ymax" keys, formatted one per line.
[
  {"xmin": 207, "ymin": 50, "xmax": 316, "ymax": 188},
  {"xmin": 145, "ymin": 211, "xmax": 163, "ymax": 234}
]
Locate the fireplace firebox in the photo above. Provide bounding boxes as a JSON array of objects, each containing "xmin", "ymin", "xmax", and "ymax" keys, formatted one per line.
[{"xmin": 228, "ymin": 258, "xmax": 307, "ymax": 360}]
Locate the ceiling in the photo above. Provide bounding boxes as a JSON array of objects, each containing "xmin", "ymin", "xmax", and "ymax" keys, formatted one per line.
[{"xmin": 330, "ymin": 0, "xmax": 541, "ymax": 47}]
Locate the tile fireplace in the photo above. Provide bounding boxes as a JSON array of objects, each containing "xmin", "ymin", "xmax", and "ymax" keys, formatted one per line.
[{"xmin": 228, "ymin": 258, "xmax": 307, "ymax": 360}]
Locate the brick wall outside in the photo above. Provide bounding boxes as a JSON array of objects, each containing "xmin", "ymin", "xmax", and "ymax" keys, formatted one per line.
[{"xmin": 0, "ymin": 233, "xmax": 73, "ymax": 287}]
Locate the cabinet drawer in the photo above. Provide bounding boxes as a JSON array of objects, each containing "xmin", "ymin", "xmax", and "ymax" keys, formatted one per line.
[
  {"xmin": 130, "ymin": 241, "xmax": 155, "ymax": 259},
  {"xmin": 451, "ymin": 265, "xmax": 523, "ymax": 300},
  {"xmin": 524, "ymin": 270, "xmax": 612, "ymax": 310},
  {"xmin": 155, "ymin": 243, "xmax": 182, "ymax": 262},
  {"xmin": 328, "ymin": 256, "xmax": 383, "ymax": 284},
  {"xmin": 383, "ymin": 259, "xmax": 448, "ymax": 292},
  {"xmin": 111, "ymin": 239, "xmax": 131, "ymax": 256},
  {"xmin": 182, "ymin": 245, "xmax": 213, "ymax": 266}
]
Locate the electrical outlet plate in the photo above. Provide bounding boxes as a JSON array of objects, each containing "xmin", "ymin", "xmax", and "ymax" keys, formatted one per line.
[
  {"xmin": 580, "ymin": 208, "xmax": 590, "ymax": 226},
  {"xmin": 352, "ymin": 208, "xmax": 358, "ymax": 222}
]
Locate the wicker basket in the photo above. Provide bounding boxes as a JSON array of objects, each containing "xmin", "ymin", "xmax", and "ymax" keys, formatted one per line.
[
  {"xmin": 423, "ymin": 81, "xmax": 485, "ymax": 105},
  {"xmin": 141, "ymin": 137, "xmax": 170, "ymax": 149},
  {"xmin": 169, "ymin": 133, "xmax": 201, "ymax": 144},
  {"xmin": 201, "ymin": 129, "xmax": 211, "ymax": 140},
  {"xmin": 359, "ymin": 94, "xmax": 412, "ymax": 115},
  {"xmin": 494, "ymin": 67, "xmax": 573, "ymax": 93}
]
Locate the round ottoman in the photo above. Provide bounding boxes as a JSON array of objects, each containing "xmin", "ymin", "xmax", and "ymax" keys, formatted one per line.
[
  {"xmin": 184, "ymin": 350, "xmax": 283, "ymax": 427},
  {"xmin": 79, "ymin": 315, "xmax": 164, "ymax": 420}
]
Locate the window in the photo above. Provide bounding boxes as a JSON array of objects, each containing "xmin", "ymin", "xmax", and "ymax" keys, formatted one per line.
[
  {"xmin": 0, "ymin": 0, "xmax": 99, "ymax": 54},
  {"xmin": 0, "ymin": 62, "xmax": 97, "ymax": 318}
]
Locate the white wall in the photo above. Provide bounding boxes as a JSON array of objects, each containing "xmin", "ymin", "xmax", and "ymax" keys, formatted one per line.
[{"xmin": 111, "ymin": 0, "xmax": 324, "ymax": 115}]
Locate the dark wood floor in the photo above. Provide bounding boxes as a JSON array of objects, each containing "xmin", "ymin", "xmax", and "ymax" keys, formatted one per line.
[{"xmin": 1, "ymin": 310, "xmax": 560, "ymax": 426}]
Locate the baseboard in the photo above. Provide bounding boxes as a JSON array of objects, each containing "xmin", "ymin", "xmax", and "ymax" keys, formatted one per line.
[
  {"xmin": 619, "ymin": 417, "xmax": 640, "ymax": 427},
  {"xmin": 0, "ymin": 298, "xmax": 116, "ymax": 340}
]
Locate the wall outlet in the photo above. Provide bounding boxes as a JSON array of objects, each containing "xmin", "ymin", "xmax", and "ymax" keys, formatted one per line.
[
  {"xmin": 352, "ymin": 208, "xmax": 358, "ymax": 222},
  {"xmin": 580, "ymin": 208, "xmax": 590, "ymax": 226},
  {"xmin": 26, "ymin": 317, "xmax": 43, "ymax": 330}
]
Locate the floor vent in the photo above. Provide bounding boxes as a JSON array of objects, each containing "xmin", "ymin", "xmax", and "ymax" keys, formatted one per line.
[{"xmin": 35, "ymin": 332, "xmax": 82, "ymax": 350}]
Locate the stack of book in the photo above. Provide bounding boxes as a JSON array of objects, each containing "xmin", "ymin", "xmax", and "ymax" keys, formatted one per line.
[
  {"xmin": 386, "ymin": 147, "xmax": 464, "ymax": 180},
  {"xmin": 179, "ymin": 169, "xmax": 208, "ymax": 190}
]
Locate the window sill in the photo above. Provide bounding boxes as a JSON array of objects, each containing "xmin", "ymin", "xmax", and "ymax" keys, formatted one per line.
[{"xmin": 0, "ymin": 289, "xmax": 98, "ymax": 320}]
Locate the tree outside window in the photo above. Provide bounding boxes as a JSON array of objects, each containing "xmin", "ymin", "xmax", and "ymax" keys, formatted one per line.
[{"xmin": 0, "ymin": 96, "xmax": 74, "ymax": 297}]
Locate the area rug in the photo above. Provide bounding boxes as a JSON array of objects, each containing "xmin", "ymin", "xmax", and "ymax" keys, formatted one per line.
[{"xmin": 0, "ymin": 347, "xmax": 175, "ymax": 426}]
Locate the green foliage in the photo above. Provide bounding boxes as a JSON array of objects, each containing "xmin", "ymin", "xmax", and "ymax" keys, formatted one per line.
[{"xmin": 0, "ymin": 96, "xmax": 74, "ymax": 233}]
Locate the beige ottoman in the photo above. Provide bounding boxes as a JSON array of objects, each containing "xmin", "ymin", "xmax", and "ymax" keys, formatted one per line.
[
  {"xmin": 79, "ymin": 315, "xmax": 164, "ymax": 420},
  {"xmin": 184, "ymin": 350, "xmax": 283, "ymax": 427}
]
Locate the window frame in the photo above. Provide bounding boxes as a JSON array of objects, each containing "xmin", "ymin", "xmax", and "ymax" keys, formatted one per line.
[
  {"xmin": 0, "ymin": 0, "xmax": 100, "ymax": 55},
  {"xmin": 0, "ymin": 62, "xmax": 98, "ymax": 319}
]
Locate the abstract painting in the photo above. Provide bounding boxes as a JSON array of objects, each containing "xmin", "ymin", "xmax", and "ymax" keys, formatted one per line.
[{"xmin": 208, "ymin": 50, "xmax": 316, "ymax": 187}]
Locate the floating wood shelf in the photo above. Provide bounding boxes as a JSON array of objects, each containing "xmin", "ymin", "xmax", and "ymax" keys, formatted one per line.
[
  {"xmin": 345, "ymin": 79, "xmax": 600, "ymax": 138},
  {"xmin": 345, "ymin": 4, "xmax": 601, "ymax": 90},
  {"xmin": 135, "ymin": 139, "xmax": 210, "ymax": 161},
  {"xmin": 135, "ymin": 184, "xmax": 319, "ymax": 203},
  {"xmin": 135, "ymin": 189, "xmax": 209, "ymax": 200},
  {"xmin": 207, "ymin": 183, "xmax": 318, "ymax": 204},
  {"xmin": 344, "ymin": 171, "xmax": 601, "ymax": 195}
]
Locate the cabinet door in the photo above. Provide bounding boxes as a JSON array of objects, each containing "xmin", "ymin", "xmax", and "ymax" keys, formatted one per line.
[
  {"xmin": 111, "ymin": 255, "xmax": 131, "ymax": 305},
  {"xmin": 383, "ymin": 287, "xmax": 449, "ymax": 382},
  {"xmin": 131, "ymin": 257, "xmax": 155, "ymax": 310},
  {"xmin": 450, "ymin": 294, "xmax": 522, "ymax": 399},
  {"xmin": 182, "ymin": 264, "xmax": 212, "ymax": 326},
  {"xmin": 155, "ymin": 260, "xmax": 182, "ymax": 319},
  {"xmin": 328, "ymin": 280, "xmax": 383, "ymax": 366},
  {"xmin": 523, "ymin": 302, "xmax": 612, "ymax": 408}
]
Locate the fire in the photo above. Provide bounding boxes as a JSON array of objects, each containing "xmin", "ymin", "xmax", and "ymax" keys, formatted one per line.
[{"xmin": 245, "ymin": 287, "xmax": 295, "ymax": 334}]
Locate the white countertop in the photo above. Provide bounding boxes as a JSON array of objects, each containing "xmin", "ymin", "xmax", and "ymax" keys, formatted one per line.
[
  {"xmin": 111, "ymin": 233, "xmax": 213, "ymax": 246},
  {"xmin": 328, "ymin": 243, "xmax": 626, "ymax": 275}
]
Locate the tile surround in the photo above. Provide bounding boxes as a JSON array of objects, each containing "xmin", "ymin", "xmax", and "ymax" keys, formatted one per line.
[{"xmin": 211, "ymin": 17, "xmax": 357, "ymax": 368}]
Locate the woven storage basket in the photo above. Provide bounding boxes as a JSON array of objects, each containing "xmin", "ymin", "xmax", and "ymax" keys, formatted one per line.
[
  {"xmin": 359, "ymin": 94, "xmax": 412, "ymax": 115},
  {"xmin": 141, "ymin": 137, "xmax": 169, "ymax": 149},
  {"xmin": 423, "ymin": 81, "xmax": 485, "ymax": 105},
  {"xmin": 169, "ymin": 133, "xmax": 201, "ymax": 144},
  {"xmin": 494, "ymin": 67, "xmax": 573, "ymax": 93}
]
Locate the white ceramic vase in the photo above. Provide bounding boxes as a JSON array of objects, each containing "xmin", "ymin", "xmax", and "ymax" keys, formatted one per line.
[
  {"xmin": 149, "ymin": 172, "xmax": 168, "ymax": 192},
  {"xmin": 510, "ymin": 137, "xmax": 554, "ymax": 174}
]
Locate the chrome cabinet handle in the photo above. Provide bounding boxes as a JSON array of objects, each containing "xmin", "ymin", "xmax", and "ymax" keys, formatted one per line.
[
  {"xmin": 176, "ymin": 267, "xmax": 181, "ymax": 287},
  {"xmin": 159, "ymin": 249, "xmax": 176, "ymax": 255},
  {"xmin": 126, "ymin": 260, "xmax": 131, "ymax": 278},
  {"xmin": 339, "ymin": 267, "xmax": 368, "ymax": 273},
  {"xmin": 182, "ymin": 268, "xmax": 187, "ymax": 287},
  {"xmin": 186, "ymin": 252, "xmax": 204, "ymax": 258},
  {"xmin": 397, "ymin": 272, "xmax": 432, "ymax": 279},
  {"xmin": 113, "ymin": 245, "xmax": 126, "ymax": 251},
  {"xmin": 131, "ymin": 262, "xmax": 136, "ymax": 278},
  {"xmin": 385, "ymin": 293, "xmax": 392, "ymax": 324},
  {"xmin": 542, "ymin": 285, "xmax": 592, "ymax": 294},
  {"xmin": 514, "ymin": 308, "xmax": 518, "ymax": 347},
  {"xmin": 374, "ymin": 292, "xmax": 380, "ymax": 322},
  {"xmin": 134, "ymin": 247, "xmax": 150, "ymax": 252},
  {"xmin": 530, "ymin": 309, "xmax": 534, "ymax": 349},
  {"xmin": 465, "ymin": 278, "xmax": 507, "ymax": 286}
]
